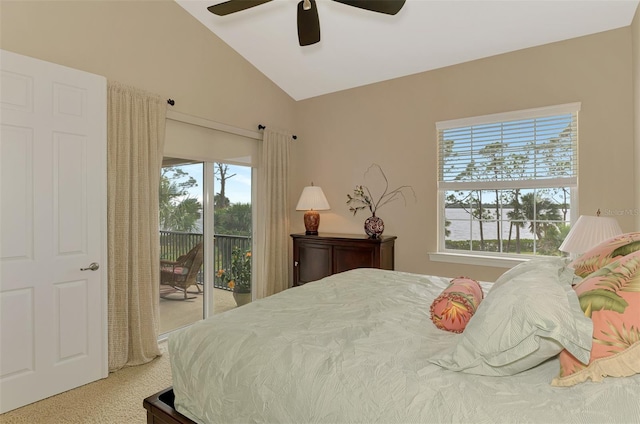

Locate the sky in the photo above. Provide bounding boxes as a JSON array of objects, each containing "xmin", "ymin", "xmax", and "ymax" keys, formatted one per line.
[{"xmin": 178, "ymin": 163, "xmax": 252, "ymax": 205}]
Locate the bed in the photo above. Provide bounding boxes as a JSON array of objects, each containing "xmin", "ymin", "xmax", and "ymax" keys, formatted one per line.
[{"xmin": 146, "ymin": 260, "xmax": 640, "ymax": 423}]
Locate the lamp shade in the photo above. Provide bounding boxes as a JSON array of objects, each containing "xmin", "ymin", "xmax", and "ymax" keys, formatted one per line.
[
  {"xmin": 296, "ymin": 185, "xmax": 330, "ymax": 211},
  {"xmin": 296, "ymin": 185, "xmax": 330, "ymax": 235},
  {"xmin": 559, "ymin": 213, "xmax": 623, "ymax": 254}
]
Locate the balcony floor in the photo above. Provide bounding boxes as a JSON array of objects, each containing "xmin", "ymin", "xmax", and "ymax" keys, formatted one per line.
[{"xmin": 159, "ymin": 287, "xmax": 239, "ymax": 335}]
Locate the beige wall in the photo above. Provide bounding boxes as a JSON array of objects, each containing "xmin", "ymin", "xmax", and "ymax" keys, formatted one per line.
[
  {"xmin": 634, "ymin": 6, "xmax": 640, "ymax": 229},
  {"xmin": 0, "ymin": 0, "xmax": 296, "ymax": 134},
  {"xmin": 293, "ymin": 28, "xmax": 637, "ymax": 282},
  {"xmin": 2, "ymin": 1, "xmax": 637, "ymax": 283}
]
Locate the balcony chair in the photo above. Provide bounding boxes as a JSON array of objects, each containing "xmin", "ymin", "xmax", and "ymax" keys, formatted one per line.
[{"xmin": 160, "ymin": 242, "xmax": 204, "ymax": 300}]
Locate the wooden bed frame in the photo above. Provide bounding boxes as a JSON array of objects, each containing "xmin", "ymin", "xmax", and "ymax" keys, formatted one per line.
[{"xmin": 143, "ymin": 386, "xmax": 196, "ymax": 424}]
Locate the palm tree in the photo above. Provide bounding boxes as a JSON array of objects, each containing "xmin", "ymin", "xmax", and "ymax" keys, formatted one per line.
[
  {"xmin": 520, "ymin": 192, "xmax": 562, "ymax": 254},
  {"xmin": 159, "ymin": 167, "xmax": 202, "ymax": 232},
  {"xmin": 506, "ymin": 189, "xmax": 526, "ymax": 253}
]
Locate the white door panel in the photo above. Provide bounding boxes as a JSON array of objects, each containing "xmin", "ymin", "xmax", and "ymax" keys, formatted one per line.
[{"xmin": 0, "ymin": 49, "xmax": 107, "ymax": 413}]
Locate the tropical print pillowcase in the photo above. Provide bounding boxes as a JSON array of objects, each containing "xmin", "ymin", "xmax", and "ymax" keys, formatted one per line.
[
  {"xmin": 569, "ymin": 232, "xmax": 640, "ymax": 278},
  {"xmin": 552, "ymin": 250, "xmax": 640, "ymax": 386},
  {"xmin": 430, "ymin": 277, "xmax": 484, "ymax": 333}
]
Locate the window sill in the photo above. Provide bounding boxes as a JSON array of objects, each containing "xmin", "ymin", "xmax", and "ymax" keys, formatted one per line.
[{"xmin": 428, "ymin": 252, "xmax": 528, "ymax": 269}]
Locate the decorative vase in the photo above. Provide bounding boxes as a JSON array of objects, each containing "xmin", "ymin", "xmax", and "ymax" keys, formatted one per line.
[
  {"xmin": 233, "ymin": 291, "xmax": 251, "ymax": 307},
  {"xmin": 364, "ymin": 213, "xmax": 384, "ymax": 238}
]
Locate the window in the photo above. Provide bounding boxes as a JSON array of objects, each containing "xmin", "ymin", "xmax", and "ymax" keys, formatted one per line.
[{"xmin": 436, "ymin": 103, "xmax": 579, "ymax": 258}]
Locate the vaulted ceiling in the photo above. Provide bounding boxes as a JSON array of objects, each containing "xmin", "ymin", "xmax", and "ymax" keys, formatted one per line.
[{"xmin": 176, "ymin": 0, "xmax": 639, "ymax": 101}]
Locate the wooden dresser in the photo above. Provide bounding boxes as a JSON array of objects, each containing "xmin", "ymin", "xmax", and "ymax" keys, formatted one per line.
[{"xmin": 291, "ymin": 233, "xmax": 396, "ymax": 286}]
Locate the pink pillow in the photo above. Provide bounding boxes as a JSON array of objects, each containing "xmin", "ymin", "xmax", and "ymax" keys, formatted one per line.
[
  {"xmin": 552, "ymin": 250, "xmax": 640, "ymax": 386},
  {"xmin": 569, "ymin": 232, "xmax": 640, "ymax": 278},
  {"xmin": 430, "ymin": 277, "xmax": 484, "ymax": 333},
  {"xmin": 173, "ymin": 266, "xmax": 189, "ymax": 275},
  {"xmin": 161, "ymin": 265, "xmax": 189, "ymax": 275}
]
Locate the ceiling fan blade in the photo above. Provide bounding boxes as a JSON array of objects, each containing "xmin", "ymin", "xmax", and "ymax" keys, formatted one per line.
[
  {"xmin": 332, "ymin": 0, "xmax": 406, "ymax": 15},
  {"xmin": 297, "ymin": 0, "xmax": 320, "ymax": 46},
  {"xmin": 207, "ymin": 0, "xmax": 273, "ymax": 16}
]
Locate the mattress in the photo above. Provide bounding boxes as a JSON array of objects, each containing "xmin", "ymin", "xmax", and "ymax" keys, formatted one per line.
[{"xmin": 168, "ymin": 268, "xmax": 640, "ymax": 423}]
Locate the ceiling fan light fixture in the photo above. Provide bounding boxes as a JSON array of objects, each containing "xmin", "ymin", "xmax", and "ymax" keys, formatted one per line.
[{"xmin": 208, "ymin": 0, "xmax": 405, "ymax": 47}]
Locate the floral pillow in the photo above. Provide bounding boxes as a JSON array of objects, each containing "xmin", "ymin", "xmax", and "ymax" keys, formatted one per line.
[
  {"xmin": 569, "ymin": 232, "xmax": 640, "ymax": 278},
  {"xmin": 430, "ymin": 277, "xmax": 484, "ymax": 333},
  {"xmin": 552, "ymin": 250, "xmax": 640, "ymax": 386}
]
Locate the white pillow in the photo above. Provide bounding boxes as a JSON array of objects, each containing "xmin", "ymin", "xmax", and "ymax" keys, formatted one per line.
[
  {"xmin": 491, "ymin": 257, "xmax": 579, "ymax": 293},
  {"xmin": 429, "ymin": 259, "xmax": 593, "ymax": 376}
]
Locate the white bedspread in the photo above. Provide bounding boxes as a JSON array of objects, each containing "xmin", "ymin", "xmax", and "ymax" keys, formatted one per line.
[{"xmin": 169, "ymin": 268, "xmax": 640, "ymax": 424}]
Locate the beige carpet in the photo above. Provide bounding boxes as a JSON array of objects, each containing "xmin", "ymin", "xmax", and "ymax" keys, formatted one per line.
[{"xmin": 0, "ymin": 343, "xmax": 172, "ymax": 424}]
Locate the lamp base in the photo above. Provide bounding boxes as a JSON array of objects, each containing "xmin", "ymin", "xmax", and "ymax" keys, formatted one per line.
[{"xmin": 303, "ymin": 210, "xmax": 320, "ymax": 235}]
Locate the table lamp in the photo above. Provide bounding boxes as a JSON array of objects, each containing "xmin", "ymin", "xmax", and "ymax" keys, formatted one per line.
[
  {"xmin": 296, "ymin": 183, "xmax": 330, "ymax": 235},
  {"xmin": 559, "ymin": 209, "xmax": 623, "ymax": 256}
]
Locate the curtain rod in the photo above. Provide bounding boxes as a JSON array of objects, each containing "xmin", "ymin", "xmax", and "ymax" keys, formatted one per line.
[
  {"xmin": 258, "ymin": 124, "xmax": 297, "ymax": 140},
  {"xmin": 166, "ymin": 102, "xmax": 296, "ymax": 140}
]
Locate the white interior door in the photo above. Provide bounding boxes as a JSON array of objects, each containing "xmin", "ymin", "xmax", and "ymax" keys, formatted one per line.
[{"xmin": 0, "ymin": 49, "xmax": 107, "ymax": 413}]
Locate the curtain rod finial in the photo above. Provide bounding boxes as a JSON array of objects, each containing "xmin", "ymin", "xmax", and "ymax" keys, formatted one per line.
[{"xmin": 258, "ymin": 124, "xmax": 296, "ymax": 140}]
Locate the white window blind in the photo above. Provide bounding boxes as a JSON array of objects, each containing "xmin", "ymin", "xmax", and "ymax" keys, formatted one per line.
[{"xmin": 437, "ymin": 103, "xmax": 580, "ymax": 191}]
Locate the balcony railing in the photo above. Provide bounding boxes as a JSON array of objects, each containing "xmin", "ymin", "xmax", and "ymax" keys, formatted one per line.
[{"xmin": 160, "ymin": 231, "xmax": 251, "ymax": 290}]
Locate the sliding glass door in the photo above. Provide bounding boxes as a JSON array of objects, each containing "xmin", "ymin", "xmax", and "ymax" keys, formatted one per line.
[
  {"xmin": 212, "ymin": 163, "xmax": 253, "ymax": 308},
  {"xmin": 159, "ymin": 159, "xmax": 252, "ymax": 335}
]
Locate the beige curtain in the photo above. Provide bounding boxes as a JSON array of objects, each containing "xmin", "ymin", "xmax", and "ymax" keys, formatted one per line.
[
  {"xmin": 107, "ymin": 82, "xmax": 166, "ymax": 371},
  {"xmin": 256, "ymin": 128, "xmax": 291, "ymax": 298}
]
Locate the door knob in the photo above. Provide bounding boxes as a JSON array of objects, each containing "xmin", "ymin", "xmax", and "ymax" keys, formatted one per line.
[{"xmin": 80, "ymin": 262, "xmax": 100, "ymax": 271}]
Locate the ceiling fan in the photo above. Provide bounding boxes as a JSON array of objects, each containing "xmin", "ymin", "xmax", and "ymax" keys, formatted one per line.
[{"xmin": 207, "ymin": 0, "xmax": 406, "ymax": 46}]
